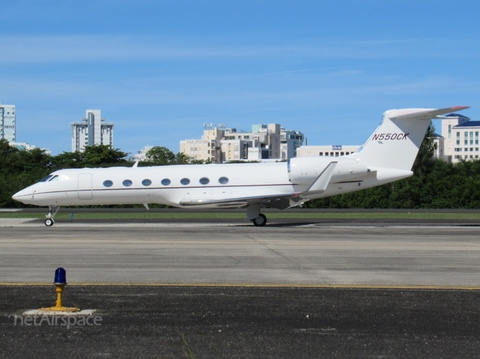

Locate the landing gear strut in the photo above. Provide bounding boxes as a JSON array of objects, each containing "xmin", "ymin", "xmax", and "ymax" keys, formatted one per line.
[
  {"xmin": 247, "ymin": 204, "xmax": 267, "ymax": 227},
  {"xmin": 45, "ymin": 206, "xmax": 60, "ymax": 226},
  {"xmin": 252, "ymin": 213, "xmax": 267, "ymax": 227}
]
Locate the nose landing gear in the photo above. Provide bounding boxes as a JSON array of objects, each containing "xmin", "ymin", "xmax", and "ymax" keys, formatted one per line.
[{"xmin": 45, "ymin": 206, "xmax": 60, "ymax": 226}]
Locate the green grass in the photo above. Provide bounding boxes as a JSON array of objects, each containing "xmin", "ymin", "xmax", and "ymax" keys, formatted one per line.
[{"xmin": 1, "ymin": 210, "xmax": 480, "ymax": 220}]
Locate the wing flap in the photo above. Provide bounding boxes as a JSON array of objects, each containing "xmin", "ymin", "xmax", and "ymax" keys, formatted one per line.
[{"xmin": 179, "ymin": 192, "xmax": 299, "ymax": 209}]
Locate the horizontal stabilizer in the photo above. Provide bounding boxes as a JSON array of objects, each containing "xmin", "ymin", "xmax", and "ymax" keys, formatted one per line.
[{"xmin": 390, "ymin": 106, "xmax": 469, "ymax": 121}]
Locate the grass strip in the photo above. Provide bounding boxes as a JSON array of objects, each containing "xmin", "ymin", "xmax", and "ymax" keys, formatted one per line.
[{"xmin": 1, "ymin": 211, "xmax": 480, "ymax": 220}]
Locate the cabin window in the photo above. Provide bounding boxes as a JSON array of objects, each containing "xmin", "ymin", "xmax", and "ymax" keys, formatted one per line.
[
  {"xmin": 161, "ymin": 178, "xmax": 171, "ymax": 186},
  {"xmin": 180, "ymin": 178, "xmax": 190, "ymax": 185},
  {"xmin": 122, "ymin": 179, "xmax": 133, "ymax": 187},
  {"xmin": 142, "ymin": 179, "xmax": 152, "ymax": 186},
  {"xmin": 199, "ymin": 177, "xmax": 209, "ymax": 185},
  {"xmin": 103, "ymin": 180, "xmax": 113, "ymax": 187},
  {"xmin": 49, "ymin": 175, "xmax": 59, "ymax": 182},
  {"xmin": 219, "ymin": 177, "xmax": 229, "ymax": 184}
]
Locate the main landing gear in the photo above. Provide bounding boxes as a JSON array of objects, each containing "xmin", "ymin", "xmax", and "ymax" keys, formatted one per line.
[
  {"xmin": 251, "ymin": 213, "xmax": 267, "ymax": 227},
  {"xmin": 45, "ymin": 206, "xmax": 60, "ymax": 226},
  {"xmin": 247, "ymin": 205, "xmax": 267, "ymax": 226}
]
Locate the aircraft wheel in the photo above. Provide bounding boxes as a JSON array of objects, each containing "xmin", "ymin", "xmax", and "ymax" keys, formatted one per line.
[
  {"xmin": 252, "ymin": 213, "xmax": 267, "ymax": 227},
  {"xmin": 45, "ymin": 218, "xmax": 55, "ymax": 227}
]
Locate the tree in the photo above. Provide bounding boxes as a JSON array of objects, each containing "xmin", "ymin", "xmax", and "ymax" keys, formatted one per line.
[
  {"xmin": 175, "ymin": 152, "xmax": 192, "ymax": 164},
  {"xmin": 50, "ymin": 151, "xmax": 83, "ymax": 169},
  {"xmin": 51, "ymin": 145, "xmax": 128, "ymax": 169},
  {"xmin": 0, "ymin": 139, "xmax": 52, "ymax": 207},
  {"xmin": 411, "ymin": 122, "xmax": 436, "ymax": 179},
  {"xmin": 80, "ymin": 145, "xmax": 128, "ymax": 167},
  {"xmin": 146, "ymin": 146, "xmax": 176, "ymax": 165}
]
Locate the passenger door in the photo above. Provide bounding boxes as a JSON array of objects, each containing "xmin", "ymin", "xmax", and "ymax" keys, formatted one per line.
[{"xmin": 78, "ymin": 173, "xmax": 93, "ymax": 200}]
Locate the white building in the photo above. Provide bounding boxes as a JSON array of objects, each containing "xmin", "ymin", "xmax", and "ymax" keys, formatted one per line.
[
  {"xmin": 297, "ymin": 144, "xmax": 360, "ymax": 157},
  {"xmin": 439, "ymin": 113, "xmax": 480, "ymax": 163},
  {"xmin": 133, "ymin": 145, "xmax": 154, "ymax": 162},
  {"xmin": 180, "ymin": 126, "xmax": 224, "ymax": 163},
  {"xmin": 0, "ymin": 104, "xmax": 16, "ymax": 143},
  {"xmin": 10, "ymin": 141, "xmax": 51, "ymax": 155},
  {"xmin": 71, "ymin": 110, "xmax": 114, "ymax": 152},
  {"xmin": 180, "ymin": 123, "xmax": 303, "ymax": 163}
]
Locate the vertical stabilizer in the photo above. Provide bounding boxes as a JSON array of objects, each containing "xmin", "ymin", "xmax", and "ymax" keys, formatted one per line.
[{"xmin": 353, "ymin": 106, "xmax": 468, "ymax": 170}]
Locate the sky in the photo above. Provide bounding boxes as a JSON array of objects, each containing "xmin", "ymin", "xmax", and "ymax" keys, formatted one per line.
[{"xmin": 1, "ymin": 0, "xmax": 479, "ymax": 157}]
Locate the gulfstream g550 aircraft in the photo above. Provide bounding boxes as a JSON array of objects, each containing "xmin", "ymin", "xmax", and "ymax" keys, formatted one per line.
[{"xmin": 13, "ymin": 106, "xmax": 468, "ymax": 226}]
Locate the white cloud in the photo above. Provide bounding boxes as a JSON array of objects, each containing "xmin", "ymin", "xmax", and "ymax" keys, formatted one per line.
[{"xmin": 1, "ymin": 35, "xmax": 471, "ymax": 64}]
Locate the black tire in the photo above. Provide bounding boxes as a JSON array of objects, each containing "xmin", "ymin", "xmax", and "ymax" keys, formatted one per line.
[
  {"xmin": 45, "ymin": 218, "xmax": 54, "ymax": 227},
  {"xmin": 252, "ymin": 213, "xmax": 267, "ymax": 226}
]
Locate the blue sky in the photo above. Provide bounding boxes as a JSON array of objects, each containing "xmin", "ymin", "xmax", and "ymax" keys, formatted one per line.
[{"xmin": 1, "ymin": 0, "xmax": 479, "ymax": 156}]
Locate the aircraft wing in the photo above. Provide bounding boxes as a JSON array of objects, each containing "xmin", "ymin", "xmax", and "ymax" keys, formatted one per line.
[
  {"xmin": 179, "ymin": 192, "xmax": 303, "ymax": 210},
  {"xmin": 179, "ymin": 162, "xmax": 338, "ymax": 209}
]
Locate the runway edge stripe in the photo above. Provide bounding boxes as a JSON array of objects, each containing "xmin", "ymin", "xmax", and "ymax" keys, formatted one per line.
[{"xmin": 1, "ymin": 283, "xmax": 480, "ymax": 290}]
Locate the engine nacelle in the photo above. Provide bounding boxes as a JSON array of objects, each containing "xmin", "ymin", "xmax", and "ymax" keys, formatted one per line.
[{"xmin": 288, "ymin": 156, "xmax": 371, "ymax": 190}]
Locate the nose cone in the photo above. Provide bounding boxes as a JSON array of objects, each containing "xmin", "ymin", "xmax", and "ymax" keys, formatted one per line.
[{"xmin": 12, "ymin": 187, "xmax": 33, "ymax": 204}]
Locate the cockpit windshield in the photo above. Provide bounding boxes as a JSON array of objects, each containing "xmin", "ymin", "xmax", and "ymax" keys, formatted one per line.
[
  {"xmin": 39, "ymin": 174, "xmax": 59, "ymax": 182},
  {"xmin": 39, "ymin": 175, "xmax": 53, "ymax": 182}
]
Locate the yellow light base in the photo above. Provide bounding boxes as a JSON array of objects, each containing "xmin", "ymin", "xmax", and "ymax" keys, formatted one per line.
[
  {"xmin": 40, "ymin": 306, "xmax": 80, "ymax": 312},
  {"xmin": 39, "ymin": 284, "xmax": 80, "ymax": 312}
]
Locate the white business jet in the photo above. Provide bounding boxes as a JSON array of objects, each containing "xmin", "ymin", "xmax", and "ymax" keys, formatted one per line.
[{"xmin": 13, "ymin": 106, "xmax": 468, "ymax": 226}]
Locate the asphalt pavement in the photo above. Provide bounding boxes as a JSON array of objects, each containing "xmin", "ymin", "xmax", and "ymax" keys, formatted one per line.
[{"xmin": 2, "ymin": 285, "xmax": 480, "ymax": 359}]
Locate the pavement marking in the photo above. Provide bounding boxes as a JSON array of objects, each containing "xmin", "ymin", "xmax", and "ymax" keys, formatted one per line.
[
  {"xmin": 3, "ymin": 222, "xmax": 480, "ymax": 230},
  {"xmin": 22, "ymin": 309, "xmax": 97, "ymax": 316},
  {"xmin": 1, "ymin": 282, "xmax": 480, "ymax": 290}
]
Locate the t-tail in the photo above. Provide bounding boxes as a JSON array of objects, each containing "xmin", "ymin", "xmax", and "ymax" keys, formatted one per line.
[{"xmin": 353, "ymin": 106, "xmax": 469, "ymax": 171}]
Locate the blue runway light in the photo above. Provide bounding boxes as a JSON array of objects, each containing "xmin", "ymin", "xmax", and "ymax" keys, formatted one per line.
[
  {"xmin": 54, "ymin": 267, "xmax": 67, "ymax": 285},
  {"xmin": 39, "ymin": 267, "xmax": 79, "ymax": 312}
]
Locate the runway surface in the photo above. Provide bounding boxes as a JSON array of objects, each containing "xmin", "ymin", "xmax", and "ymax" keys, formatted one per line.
[
  {"xmin": 2, "ymin": 216, "xmax": 480, "ymax": 358},
  {"xmin": 1, "ymin": 217, "xmax": 480, "ymax": 286}
]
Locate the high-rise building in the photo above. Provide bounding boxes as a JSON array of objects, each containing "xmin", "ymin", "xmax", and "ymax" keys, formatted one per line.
[
  {"xmin": 71, "ymin": 110, "xmax": 114, "ymax": 152},
  {"xmin": 0, "ymin": 104, "xmax": 16, "ymax": 142}
]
